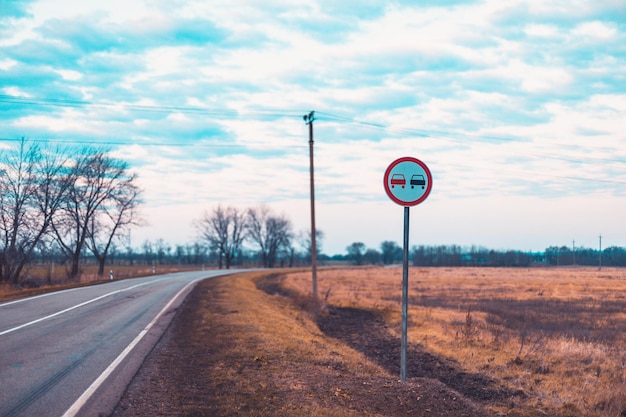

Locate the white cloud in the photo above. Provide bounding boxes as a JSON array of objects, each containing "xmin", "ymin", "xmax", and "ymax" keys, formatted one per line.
[
  {"xmin": 572, "ymin": 21, "xmax": 618, "ymax": 40},
  {"xmin": 30, "ymin": 0, "xmax": 153, "ymax": 24},
  {"xmin": 0, "ymin": 59, "xmax": 18, "ymax": 70},
  {"xmin": 519, "ymin": 65, "xmax": 573, "ymax": 93},
  {"xmin": 2, "ymin": 87, "xmax": 29, "ymax": 97},
  {"xmin": 524, "ymin": 24, "xmax": 562, "ymax": 38},
  {"xmin": 54, "ymin": 69, "xmax": 83, "ymax": 80},
  {"xmin": 13, "ymin": 111, "xmax": 96, "ymax": 133}
]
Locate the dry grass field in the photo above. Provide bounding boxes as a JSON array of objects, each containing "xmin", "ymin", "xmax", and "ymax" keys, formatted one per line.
[{"xmin": 281, "ymin": 267, "xmax": 626, "ymax": 416}]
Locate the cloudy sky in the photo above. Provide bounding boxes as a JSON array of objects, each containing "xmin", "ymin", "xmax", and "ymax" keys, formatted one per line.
[{"xmin": 1, "ymin": 0, "xmax": 625, "ymax": 255}]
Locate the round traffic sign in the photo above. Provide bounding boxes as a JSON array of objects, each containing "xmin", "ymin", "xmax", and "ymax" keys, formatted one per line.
[{"xmin": 383, "ymin": 157, "xmax": 432, "ymax": 206}]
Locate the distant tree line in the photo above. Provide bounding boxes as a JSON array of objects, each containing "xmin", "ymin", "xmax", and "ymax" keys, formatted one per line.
[
  {"xmin": 339, "ymin": 242, "xmax": 626, "ymax": 267},
  {"xmin": 29, "ymin": 237, "xmax": 626, "ymax": 277},
  {"xmin": 29, "ymin": 231, "xmax": 322, "ymax": 271}
]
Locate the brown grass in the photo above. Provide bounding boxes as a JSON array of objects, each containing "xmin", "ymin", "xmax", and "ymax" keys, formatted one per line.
[
  {"xmin": 116, "ymin": 271, "xmax": 385, "ymax": 416},
  {"xmin": 114, "ymin": 270, "xmax": 489, "ymax": 417},
  {"xmin": 282, "ymin": 267, "xmax": 626, "ymax": 417}
]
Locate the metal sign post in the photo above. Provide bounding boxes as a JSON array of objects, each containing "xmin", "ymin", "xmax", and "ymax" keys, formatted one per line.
[
  {"xmin": 383, "ymin": 156, "xmax": 432, "ymax": 382},
  {"xmin": 401, "ymin": 206, "xmax": 410, "ymax": 381}
]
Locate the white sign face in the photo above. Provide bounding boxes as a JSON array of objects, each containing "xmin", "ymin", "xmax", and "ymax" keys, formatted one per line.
[{"xmin": 383, "ymin": 157, "xmax": 432, "ymax": 206}]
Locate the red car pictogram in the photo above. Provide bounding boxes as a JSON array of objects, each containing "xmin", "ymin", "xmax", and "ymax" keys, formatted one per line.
[{"xmin": 390, "ymin": 174, "xmax": 406, "ymax": 188}]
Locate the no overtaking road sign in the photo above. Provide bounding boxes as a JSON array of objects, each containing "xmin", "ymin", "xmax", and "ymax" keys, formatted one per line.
[
  {"xmin": 383, "ymin": 156, "xmax": 432, "ymax": 382},
  {"xmin": 383, "ymin": 156, "xmax": 432, "ymax": 206}
]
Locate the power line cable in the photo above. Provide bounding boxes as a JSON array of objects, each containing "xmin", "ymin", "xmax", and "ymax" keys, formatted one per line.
[
  {"xmin": 317, "ymin": 110, "xmax": 625, "ymax": 153},
  {"xmin": 0, "ymin": 94, "xmax": 306, "ymax": 119},
  {"xmin": 2, "ymin": 94, "xmax": 624, "ymax": 172},
  {"xmin": 0, "ymin": 136, "xmax": 308, "ymax": 149},
  {"xmin": 316, "ymin": 111, "xmax": 626, "ymax": 167},
  {"xmin": 3, "ymin": 93, "xmax": 622, "ymax": 155}
]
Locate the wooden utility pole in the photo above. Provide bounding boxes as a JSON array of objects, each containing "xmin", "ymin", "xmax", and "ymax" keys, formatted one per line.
[{"xmin": 303, "ymin": 111, "xmax": 318, "ymax": 303}]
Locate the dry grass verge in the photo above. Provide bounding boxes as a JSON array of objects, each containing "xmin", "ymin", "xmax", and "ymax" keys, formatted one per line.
[{"xmin": 113, "ymin": 271, "xmax": 492, "ymax": 416}]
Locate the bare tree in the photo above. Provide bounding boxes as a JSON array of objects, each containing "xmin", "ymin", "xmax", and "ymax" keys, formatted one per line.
[
  {"xmin": 247, "ymin": 205, "xmax": 293, "ymax": 268},
  {"xmin": 299, "ymin": 229, "xmax": 324, "ymax": 263},
  {"xmin": 195, "ymin": 205, "xmax": 246, "ymax": 269},
  {"xmin": 154, "ymin": 238, "xmax": 169, "ymax": 265},
  {"xmin": 285, "ymin": 242, "xmax": 298, "ymax": 267},
  {"xmin": 380, "ymin": 240, "xmax": 401, "ymax": 265},
  {"xmin": 0, "ymin": 139, "xmax": 72, "ymax": 284},
  {"xmin": 363, "ymin": 248, "xmax": 382, "ymax": 265},
  {"xmin": 346, "ymin": 242, "xmax": 366, "ymax": 265},
  {"xmin": 52, "ymin": 149, "xmax": 140, "ymax": 280},
  {"xmin": 85, "ymin": 172, "xmax": 142, "ymax": 276},
  {"xmin": 142, "ymin": 240, "xmax": 154, "ymax": 265}
]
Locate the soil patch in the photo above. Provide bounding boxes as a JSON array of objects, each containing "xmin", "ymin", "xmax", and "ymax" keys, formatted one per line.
[{"xmin": 318, "ymin": 305, "xmax": 524, "ymax": 405}]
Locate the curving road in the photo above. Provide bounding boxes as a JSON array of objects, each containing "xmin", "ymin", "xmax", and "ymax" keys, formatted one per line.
[{"xmin": 0, "ymin": 270, "xmax": 241, "ymax": 417}]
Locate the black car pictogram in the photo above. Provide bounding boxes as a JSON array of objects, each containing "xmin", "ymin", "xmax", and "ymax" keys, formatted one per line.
[{"xmin": 410, "ymin": 174, "xmax": 425, "ymax": 189}]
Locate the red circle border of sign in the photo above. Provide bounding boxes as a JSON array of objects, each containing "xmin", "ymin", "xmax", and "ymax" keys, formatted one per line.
[{"xmin": 383, "ymin": 156, "xmax": 433, "ymax": 207}]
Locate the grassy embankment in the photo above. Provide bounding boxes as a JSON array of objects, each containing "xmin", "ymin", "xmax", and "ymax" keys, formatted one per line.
[
  {"xmin": 282, "ymin": 267, "xmax": 626, "ymax": 416},
  {"xmin": 116, "ymin": 269, "xmax": 486, "ymax": 417}
]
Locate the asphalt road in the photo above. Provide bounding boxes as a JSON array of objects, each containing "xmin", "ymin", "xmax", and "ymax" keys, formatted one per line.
[{"xmin": 0, "ymin": 270, "xmax": 241, "ymax": 417}]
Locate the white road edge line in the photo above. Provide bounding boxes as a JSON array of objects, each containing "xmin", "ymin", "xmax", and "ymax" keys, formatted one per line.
[
  {"xmin": 61, "ymin": 277, "xmax": 203, "ymax": 417},
  {"xmin": 0, "ymin": 278, "xmax": 165, "ymax": 337}
]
